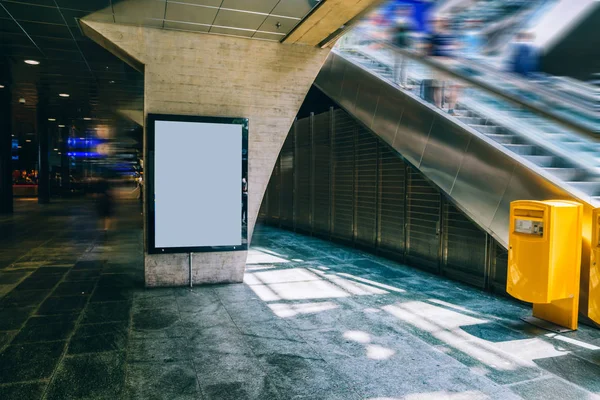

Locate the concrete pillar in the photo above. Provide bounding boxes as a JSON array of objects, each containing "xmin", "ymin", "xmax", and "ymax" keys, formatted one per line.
[
  {"xmin": 0, "ymin": 62, "xmax": 12, "ymax": 214},
  {"xmin": 81, "ymin": 21, "xmax": 331, "ymax": 287},
  {"xmin": 37, "ymin": 93, "xmax": 50, "ymax": 204}
]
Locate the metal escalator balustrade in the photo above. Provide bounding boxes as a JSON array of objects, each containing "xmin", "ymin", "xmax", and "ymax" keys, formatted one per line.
[{"xmin": 316, "ymin": 33, "xmax": 600, "ymax": 250}]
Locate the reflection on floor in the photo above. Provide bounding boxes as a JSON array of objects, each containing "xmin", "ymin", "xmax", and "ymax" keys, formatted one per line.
[{"xmin": 0, "ymin": 199, "xmax": 599, "ymax": 399}]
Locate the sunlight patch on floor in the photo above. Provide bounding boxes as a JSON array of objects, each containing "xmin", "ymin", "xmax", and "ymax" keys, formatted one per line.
[
  {"xmin": 246, "ymin": 249, "xmax": 290, "ymax": 265},
  {"xmin": 268, "ymin": 301, "xmax": 339, "ymax": 318}
]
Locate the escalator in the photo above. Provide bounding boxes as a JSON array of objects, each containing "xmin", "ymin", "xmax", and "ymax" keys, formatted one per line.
[{"xmin": 313, "ymin": 41, "xmax": 600, "ymax": 250}]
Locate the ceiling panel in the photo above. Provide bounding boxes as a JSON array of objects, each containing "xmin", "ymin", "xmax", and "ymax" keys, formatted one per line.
[
  {"xmin": 252, "ymin": 30, "xmax": 285, "ymax": 41},
  {"xmin": 3, "ymin": 0, "xmax": 56, "ymax": 6},
  {"xmin": 212, "ymin": 8, "xmax": 267, "ymax": 31},
  {"xmin": 271, "ymin": 0, "xmax": 319, "ymax": 18},
  {"xmin": 163, "ymin": 20, "xmax": 210, "ymax": 32},
  {"xmin": 113, "ymin": 0, "xmax": 167, "ymax": 25},
  {"xmin": 167, "ymin": 0, "xmax": 222, "ymax": 7},
  {"xmin": 3, "ymin": 2, "xmax": 64, "ymax": 24},
  {"xmin": 256, "ymin": 14, "xmax": 298, "ymax": 34},
  {"xmin": 60, "ymin": 8, "xmax": 92, "ymax": 27},
  {"xmin": 210, "ymin": 25, "xmax": 254, "ymax": 38},
  {"xmin": 20, "ymin": 21, "xmax": 73, "ymax": 39},
  {"xmin": 220, "ymin": 0, "xmax": 280, "ymax": 14},
  {"xmin": 55, "ymin": 0, "xmax": 111, "ymax": 12},
  {"xmin": 164, "ymin": 2, "xmax": 217, "ymax": 25}
]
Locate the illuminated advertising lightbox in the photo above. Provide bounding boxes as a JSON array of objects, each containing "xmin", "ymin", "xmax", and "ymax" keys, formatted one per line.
[{"xmin": 147, "ymin": 114, "xmax": 248, "ymax": 254}]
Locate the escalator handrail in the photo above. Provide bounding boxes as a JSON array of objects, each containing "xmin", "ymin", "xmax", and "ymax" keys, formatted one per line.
[{"xmin": 343, "ymin": 33, "xmax": 598, "ymax": 137}]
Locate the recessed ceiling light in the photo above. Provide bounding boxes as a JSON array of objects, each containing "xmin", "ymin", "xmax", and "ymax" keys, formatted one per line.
[
  {"xmin": 18, "ymin": 145, "xmax": 22, "ymax": 149},
  {"xmin": 58, "ymin": 152, "xmax": 62, "ymax": 155},
  {"xmin": 109, "ymin": 80, "xmax": 115, "ymax": 84},
  {"xmin": 48, "ymin": 118, "xmax": 56, "ymax": 121},
  {"xmin": 58, "ymin": 124, "xmax": 65, "ymax": 128},
  {"xmin": 54, "ymin": 148, "xmax": 59, "ymax": 151},
  {"xmin": 59, "ymin": 93, "xmax": 70, "ymax": 98},
  {"xmin": 25, "ymin": 139, "xmax": 32, "ymax": 143},
  {"xmin": 11, "ymin": 134, "xmax": 14, "ymax": 137},
  {"xmin": 0, "ymin": 85, "xmax": 4, "ymax": 89},
  {"xmin": 25, "ymin": 60, "xmax": 40, "ymax": 65},
  {"xmin": 83, "ymin": 117, "xmax": 92, "ymax": 121}
]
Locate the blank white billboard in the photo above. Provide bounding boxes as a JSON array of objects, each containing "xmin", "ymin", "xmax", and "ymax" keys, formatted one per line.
[{"xmin": 153, "ymin": 120, "xmax": 242, "ymax": 249}]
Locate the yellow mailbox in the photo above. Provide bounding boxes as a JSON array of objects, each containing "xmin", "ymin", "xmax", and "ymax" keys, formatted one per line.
[
  {"xmin": 507, "ymin": 200, "xmax": 582, "ymax": 331},
  {"xmin": 590, "ymin": 208, "xmax": 600, "ymax": 325}
]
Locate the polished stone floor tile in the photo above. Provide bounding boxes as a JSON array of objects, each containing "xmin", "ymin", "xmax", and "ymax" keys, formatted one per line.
[
  {"xmin": 46, "ymin": 351, "xmax": 125, "ymax": 400},
  {"xmin": 0, "ymin": 289, "xmax": 50, "ymax": 308},
  {"xmin": 194, "ymin": 353, "xmax": 279, "ymax": 400},
  {"xmin": 12, "ymin": 314, "xmax": 78, "ymax": 344},
  {"xmin": 510, "ymin": 377, "xmax": 595, "ymax": 400},
  {"xmin": 533, "ymin": 353, "xmax": 600, "ymax": 393},
  {"xmin": 0, "ymin": 306, "xmax": 35, "ymax": 331},
  {"xmin": 52, "ymin": 281, "xmax": 96, "ymax": 297},
  {"xmin": 83, "ymin": 300, "xmax": 132, "ymax": 323},
  {"xmin": 0, "ymin": 271, "xmax": 31, "ymax": 285},
  {"xmin": 125, "ymin": 361, "xmax": 201, "ymax": 400},
  {"xmin": 0, "ymin": 382, "xmax": 47, "ymax": 400},
  {"xmin": 0, "ymin": 341, "xmax": 65, "ymax": 383},
  {"xmin": 64, "ymin": 269, "xmax": 101, "ymax": 282},
  {"xmin": 14, "ymin": 275, "xmax": 63, "ymax": 291},
  {"xmin": 68, "ymin": 321, "xmax": 129, "ymax": 355},
  {"xmin": 37, "ymin": 296, "xmax": 87, "ymax": 315},
  {"xmin": 0, "ymin": 331, "xmax": 16, "ymax": 351},
  {"xmin": 128, "ymin": 337, "xmax": 193, "ymax": 363}
]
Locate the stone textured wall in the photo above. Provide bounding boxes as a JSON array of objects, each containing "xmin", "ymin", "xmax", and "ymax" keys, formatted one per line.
[{"xmin": 82, "ymin": 21, "xmax": 330, "ymax": 286}]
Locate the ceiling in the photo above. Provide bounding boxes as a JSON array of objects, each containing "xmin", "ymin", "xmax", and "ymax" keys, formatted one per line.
[{"xmin": 0, "ymin": 0, "xmax": 321, "ymax": 142}]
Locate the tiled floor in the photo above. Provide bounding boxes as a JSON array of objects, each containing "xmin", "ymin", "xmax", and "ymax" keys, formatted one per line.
[{"xmin": 0, "ymin": 198, "xmax": 599, "ymax": 399}]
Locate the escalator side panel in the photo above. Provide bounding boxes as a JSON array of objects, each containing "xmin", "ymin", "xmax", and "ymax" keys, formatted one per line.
[
  {"xmin": 419, "ymin": 118, "xmax": 472, "ymax": 194},
  {"xmin": 393, "ymin": 99, "xmax": 435, "ymax": 168},
  {"xmin": 322, "ymin": 54, "xmax": 347, "ymax": 101},
  {"xmin": 371, "ymin": 85, "xmax": 405, "ymax": 145},
  {"xmin": 353, "ymin": 73, "xmax": 381, "ymax": 129},
  {"xmin": 449, "ymin": 138, "xmax": 516, "ymax": 231},
  {"xmin": 339, "ymin": 64, "xmax": 361, "ymax": 114}
]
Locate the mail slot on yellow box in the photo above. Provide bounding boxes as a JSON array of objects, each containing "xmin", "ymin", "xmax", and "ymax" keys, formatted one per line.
[
  {"xmin": 589, "ymin": 208, "xmax": 600, "ymax": 325},
  {"xmin": 508, "ymin": 200, "xmax": 582, "ymax": 331}
]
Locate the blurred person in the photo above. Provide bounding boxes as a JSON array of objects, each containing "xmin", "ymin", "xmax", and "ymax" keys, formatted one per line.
[
  {"xmin": 94, "ymin": 175, "xmax": 113, "ymax": 235},
  {"xmin": 392, "ymin": 7, "xmax": 413, "ymax": 88},
  {"xmin": 509, "ymin": 31, "xmax": 539, "ymax": 78},
  {"xmin": 461, "ymin": 19, "xmax": 483, "ymax": 61},
  {"xmin": 426, "ymin": 16, "xmax": 459, "ymax": 113}
]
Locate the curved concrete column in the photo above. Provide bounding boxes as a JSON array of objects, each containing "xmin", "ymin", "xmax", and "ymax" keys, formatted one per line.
[{"xmin": 81, "ymin": 20, "xmax": 330, "ymax": 286}]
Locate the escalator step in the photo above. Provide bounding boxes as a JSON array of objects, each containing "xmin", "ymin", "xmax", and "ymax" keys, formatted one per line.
[
  {"xmin": 504, "ymin": 144, "xmax": 536, "ymax": 155},
  {"xmin": 486, "ymin": 134, "xmax": 519, "ymax": 144},
  {"xmin": 469, "ymin": 124, "xmax": 502, "ymax": 134},
  {"xmin": 566, "ymin": 182, "xmax": 600, "ymax": 196},
  {"xmin": 523, "ymin": 155, "xmax": 556, "ymax": 167},
  {"xmin": 543, "ymin": 168, "xmax": 587, "ymax": 182}
]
